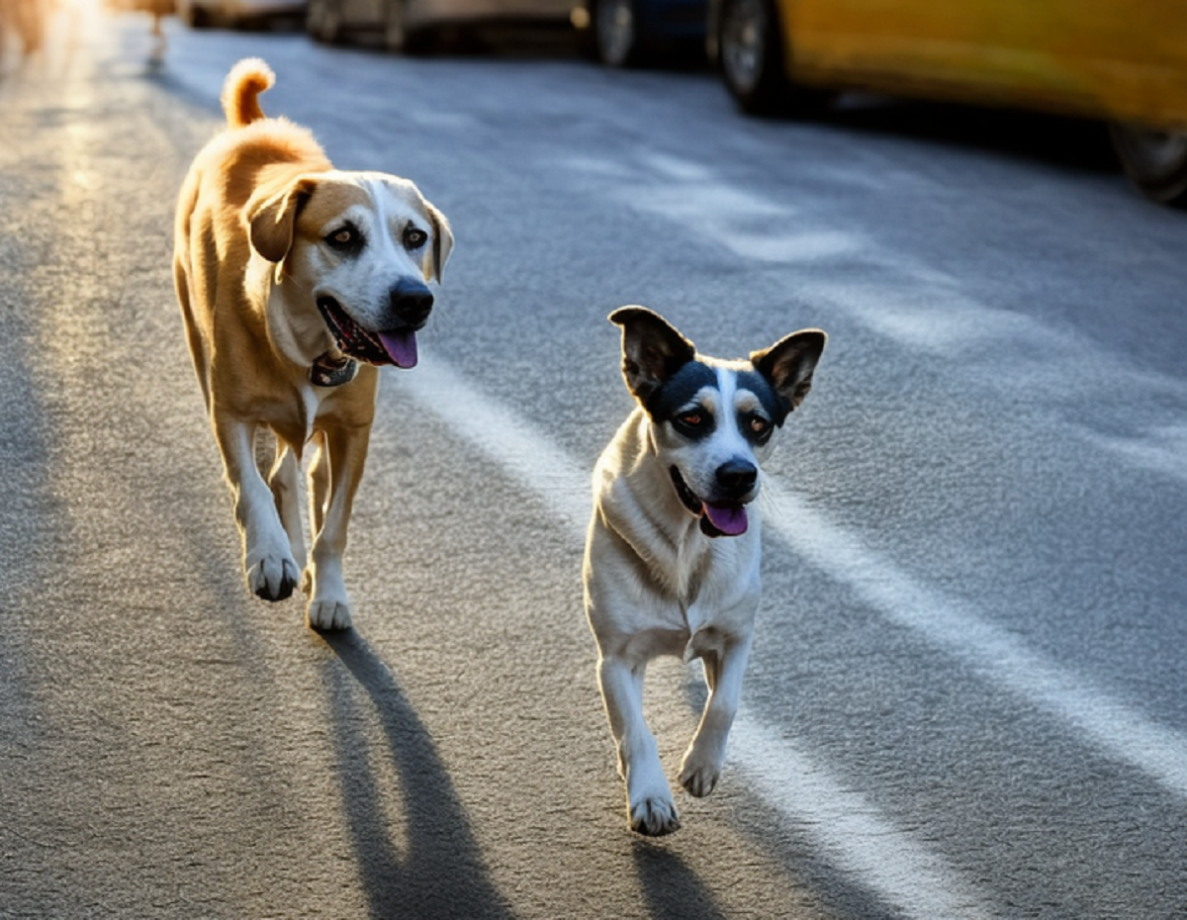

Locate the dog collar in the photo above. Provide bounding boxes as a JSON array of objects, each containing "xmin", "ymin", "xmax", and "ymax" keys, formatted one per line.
[{"xmin": 309, "ymin": 353, "xmax": 359, "ymax": 388}]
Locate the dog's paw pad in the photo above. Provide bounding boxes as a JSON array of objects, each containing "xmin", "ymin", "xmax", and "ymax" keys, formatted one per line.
[
  {"xmin": 629, "ymin": 797, "xmax": 680, "ymax": 836},
  {"xmin": 247, "ymin": 555, "xmax": 299, "ymax": 602},
  {"xmin": 678, "ymin": 762, "xmax": 721, "ymax": 799},
  {"xmin": 307, "ymin": 599, "xmax": 353, "ymax": 632}
]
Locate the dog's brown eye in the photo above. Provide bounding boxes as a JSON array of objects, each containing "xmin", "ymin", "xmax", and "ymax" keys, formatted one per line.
[
  {"xmin": 326, "ymin": 225, "xmax": 363, "ymax": 254},
  {"xmin": 747, "ymin": 414, "xmax": 773, "ymax": 444},
  {"xmin": 404, "ymin": 227, "xmax": 427, "ymax": 249},
  {"xmin": 673, "ymin": 409, "xmax": 714, "ymax": 439}
]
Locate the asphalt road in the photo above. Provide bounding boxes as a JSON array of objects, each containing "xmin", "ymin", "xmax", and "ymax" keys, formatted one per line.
[{"xmin": 1, "ymin": 9, "xmax": 1185, "ymax": 920}]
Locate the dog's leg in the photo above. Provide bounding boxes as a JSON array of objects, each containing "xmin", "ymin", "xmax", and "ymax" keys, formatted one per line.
[
  {"xmin": 214, "ymin": 417, "xmax": 300, "ymax": 602},
  {"xmin": 598, "ymin": 654, "xmax": 680, "ymax": 836},
  {"xmin": 307, "ymin": 431, "xmax": 330, "ymax": 537},
  {"xmin": 301, "ymin": 431, "xmax": 329, "ymax": 600},
  {"xmin": 304, "ymin": 422, "xmax": 371, "ymax": 631},
  {"xmin": 269, "ymin": 440, "xmax": 307, "ymax": 573},
  {"xmin": 678, "ymin": 634, "xmax": 753, "ymax": 798}
]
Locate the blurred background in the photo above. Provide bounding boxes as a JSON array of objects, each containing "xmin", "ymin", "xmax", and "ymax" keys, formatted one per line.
[{"xmin": 7, "ymin": 0, "xmax": 1184, "ymax": 202}]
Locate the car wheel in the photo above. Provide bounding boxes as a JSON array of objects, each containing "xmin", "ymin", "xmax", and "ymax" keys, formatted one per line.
[
  {"xmin": 306, "ymin": 0, "xmax": 344, "ymax": 43},
  {"xmin": 594, "ymin": 0, "xmax": 643, "ymax": 68},
  {"xmin": 1109, "ymin": 123, "xmax": 1187, "ymax": 206},
  {"xmin": 385, "ymin": 0, "xmax": 435, "ymax": 53},
  {"xmin": 718, "ymin": 0, "xmax": 785, "ymax": 113},
  {"xmin": 184, "ymin": 3, "xmax": 213, "ymax": 27}
]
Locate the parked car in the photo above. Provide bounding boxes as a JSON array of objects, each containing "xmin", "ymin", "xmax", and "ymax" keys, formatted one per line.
[
  {"xmin": 709, "ymin": 0, "xmax": 1187, "ymax": 204},
  {"xmin": 572, "ymin": 0, "xmax": 705, "ymax": 67},
  {"xmin": 306, "ymin": 0, "xmax": 572, "ymax": 51},
  {"xmin": 176, "ymin": 0, "xmax": 304, "ymax": 28}
]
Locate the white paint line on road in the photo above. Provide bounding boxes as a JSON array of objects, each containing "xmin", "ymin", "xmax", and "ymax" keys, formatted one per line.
[
  {"xmin": 393, "ymin": 354, "xmax": 1187, "ymax": 800},
  {"xmin": 730, "ymin": 717, "xmax": 990, "ymax": 919},
  {"xmin": 607, "ymin": 152, "xmax": 1187, "ymax": 796},
  {"xmin": 388, "ymin": 354, "xmax": 995, "ymax": 920},
  {"xmin": 762, "ymin": 482, "xmax": 1187, "ymax": 797}
]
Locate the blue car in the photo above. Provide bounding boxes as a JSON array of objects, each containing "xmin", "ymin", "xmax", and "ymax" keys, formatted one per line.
[{"xmin": 575, "ymin": 0, "xmax": 705, "ymax": 67}]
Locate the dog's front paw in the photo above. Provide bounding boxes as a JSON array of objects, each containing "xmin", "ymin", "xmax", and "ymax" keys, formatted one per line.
[
  {"xmin": 246, "ymin": 552, "xmax": 299, "ymax": 601},
  {"xmin": 629, "ymin": 795, "xmax": 681, "ymax": 836},
  {"xmin": 307, "ymin": 597, "xmax": 353, "ymax": 632},
  {"xmin": 304, "ymin": 563, "xmax": 353, "ymax": 631},
  {"xmin": 678, "ymin": 755, "xmax": 721, "ymax": 799}
]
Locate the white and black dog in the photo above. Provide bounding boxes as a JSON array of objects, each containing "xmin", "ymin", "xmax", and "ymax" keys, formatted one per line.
[{"xmin": 583, "ymin": 306, "xmax": 826, "ymax": 836}]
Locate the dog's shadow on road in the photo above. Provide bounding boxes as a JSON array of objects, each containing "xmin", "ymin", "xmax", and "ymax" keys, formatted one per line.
[
  {"xmin": 632, "ymin": 842, "xmax": 731, "ymax": 920},
  {"xmin": 322, "ymin": 630, "xmax": 515, "ymax": 920}
]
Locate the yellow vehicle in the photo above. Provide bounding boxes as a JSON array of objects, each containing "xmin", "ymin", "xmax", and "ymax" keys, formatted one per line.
[{"xmin": 710, "ymin": 0, "xmax": 1187, "ymax": 203}]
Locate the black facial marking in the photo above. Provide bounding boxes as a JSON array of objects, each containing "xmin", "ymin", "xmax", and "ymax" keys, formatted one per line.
[
  {"xmin": 736, "ymin": 369, "xmax": 789, "ymax": 427},
  {"xmin": 325, "ymin": 222, "xmax": 365, "ymax": 257},
  {"xmin": 644, "ymin": 360, "xmax": 718, "ymax": 428}
]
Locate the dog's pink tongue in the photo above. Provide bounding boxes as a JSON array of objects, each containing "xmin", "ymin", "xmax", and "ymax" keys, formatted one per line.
[
  {"xmin": 379, "ymin": 330, "xmax": 418, "ymax": 369},
  {"xmin": 704, "ymin": 502, "xmax": 748, "ymax": 536}
]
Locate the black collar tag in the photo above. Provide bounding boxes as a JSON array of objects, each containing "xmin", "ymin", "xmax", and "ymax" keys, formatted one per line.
[{"xmin": 310, "ymin": 354, "xmax": 359, "ymax": 388}]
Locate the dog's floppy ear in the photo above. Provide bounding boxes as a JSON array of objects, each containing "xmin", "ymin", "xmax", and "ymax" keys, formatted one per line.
[
  {"xmin": 750, "ymin": 329, "xmax": 827, "ymax": 417},
  {"xmin": 423, "ymin": 201, "xmax": 453, "ymax": 283},
  {"xmin": 246, "ymin": 176, "xmax": 318, "ymax": 263},
  {"xmin": 609, "ymin": 306, "xmax": 696, "ymax": 405}
]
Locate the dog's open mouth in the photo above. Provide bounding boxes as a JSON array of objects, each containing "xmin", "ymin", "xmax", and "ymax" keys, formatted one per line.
[
  {"xmin": 316, "ymin": 296, "xmax": 418, "ymax": 369},
  {"xmin": 669, "ymin": 467, "xmax": 748, "ymax": 538}
]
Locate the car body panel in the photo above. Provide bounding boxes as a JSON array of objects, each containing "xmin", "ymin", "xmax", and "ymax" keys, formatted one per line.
[
  {"xmin": 321, "ymin": 0, "xmax": 571, "ymax": 34},
  {"xmin": 772, "ymin": 0, "xmax": 1187, "ymax": 130},
  {"xmin": 178, "ymin": 0, "xmax": 304, "ymax": 22}
]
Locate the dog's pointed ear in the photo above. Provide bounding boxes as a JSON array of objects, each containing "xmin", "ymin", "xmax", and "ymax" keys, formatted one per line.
[
  {"xmin": 423, "ymin": 201, "xmax": 453, "ymax": 283},
  {"xmin": 609, "ymin": 306, "xmax": 696, "ymax": 405},
  {"xmin": 750, "ymin": 329, "xmax": 827, "ymax": 417},
  {"xmin": 246, "ymin": 176, "xmax": 317, "ymax": 263}
]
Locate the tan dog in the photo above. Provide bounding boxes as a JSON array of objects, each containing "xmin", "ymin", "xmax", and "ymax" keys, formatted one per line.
[{"xmin": 174, "ymin": 58, "xmax": 453, "ymax": 630}]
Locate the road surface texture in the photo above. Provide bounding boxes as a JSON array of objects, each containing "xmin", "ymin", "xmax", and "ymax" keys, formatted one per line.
[{"xmin": 1, "ymin": 8, "xmax": 1185, "ymax": 920}]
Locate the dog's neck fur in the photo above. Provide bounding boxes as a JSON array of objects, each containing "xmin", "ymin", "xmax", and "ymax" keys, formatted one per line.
[
  {"xmin": 248, "ymin": 255, "xmax": 337, "ymax": 374},
  {"xmin": 597, "ymin": 409, "xmax": 756, "ymax": 605},
  {"xmin": 239, "ymin": 255, "xmax": 353, "ymax": 447}
]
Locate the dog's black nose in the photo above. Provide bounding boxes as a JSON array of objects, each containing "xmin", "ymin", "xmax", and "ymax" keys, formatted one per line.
[
  {"xmin": 389, "ymin": 279, "xmax": 434, "ymax": 328},
  {"xmin": 716, "ymin": 459, "xmax": 757, "ymax": 496}
]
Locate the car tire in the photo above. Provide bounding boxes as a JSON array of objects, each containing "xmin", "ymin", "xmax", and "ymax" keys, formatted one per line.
[
  {"xmin": 383, "ymin": 0, "xmax": 432, "ymax": 53},
  {"xmin": 592, "ymin": 0, "xmax": 645, "ymax": 67},
  {"xmin": 1109, "ymin": 123, "xmax": 1187, "ymax": 206},
  {"xmin": 718, "ymin": 0, "xmax": 785, "ymax": 113},
  {"xmin": 183, "ymin": 3, "xmax": 213, "ymax": 28},
  {"xmin": 306, "ymin": 0, "xmax": 344, "ymax": 43}
]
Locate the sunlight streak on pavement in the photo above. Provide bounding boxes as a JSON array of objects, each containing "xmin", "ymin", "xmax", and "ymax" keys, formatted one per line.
[{"xmin": 388, "ymin": 352, "xmax": 998, "ymax": 920}]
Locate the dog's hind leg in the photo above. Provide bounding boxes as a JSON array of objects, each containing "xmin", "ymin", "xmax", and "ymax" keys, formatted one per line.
[
  {"xmin": 303, "ymin": 421, "xmax": 371, "ymax": 631},
  {"xmin": 598, "ymin": 654, "xmax": 681, "ymax": 836},
  {"xmin": 214, "ymin": 416, "xmax": 300, "ymax": 602},
  {"xmin": 678, "ymin": 633, "xmax": 754, "ymax": 798},
  {"xmin": 268, "ymin": 439, "xmax": 307, "ymax": 573}
]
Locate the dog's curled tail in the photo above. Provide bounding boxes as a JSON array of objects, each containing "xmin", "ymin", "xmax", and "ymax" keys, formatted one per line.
[{"xmin": 221, "ymin": 58, "xmax": 275, "ymax": 129}]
